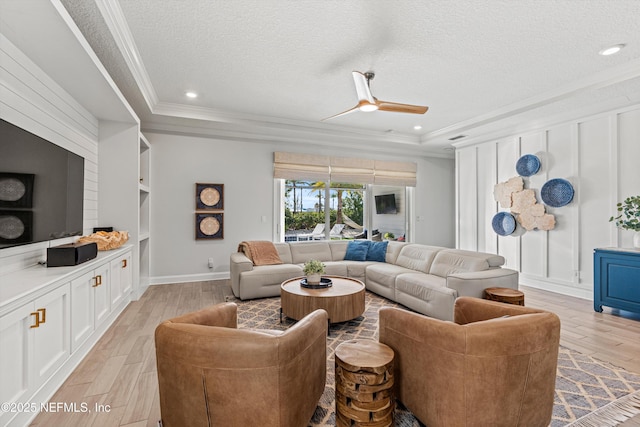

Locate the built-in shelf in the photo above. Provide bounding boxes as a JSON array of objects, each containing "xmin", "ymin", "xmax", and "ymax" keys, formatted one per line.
[{"xmin": 139, "ymin": 132, "xmax": 151, "ymax": 291}]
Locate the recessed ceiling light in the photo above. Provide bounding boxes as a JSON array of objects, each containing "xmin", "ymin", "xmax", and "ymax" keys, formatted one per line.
[
  {"xmin": 599, "ymin": 44, "xmax": 625, "ymax": 56},
  {"xmin": 185, "ymin": 91, "xmax": 198, "ymax": 99},
  {"xmin": 413, "ymin": 125, "xmax": 422, "ymax": 130}
]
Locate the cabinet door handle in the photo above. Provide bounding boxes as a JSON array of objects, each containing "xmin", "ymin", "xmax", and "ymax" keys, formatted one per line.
[
  {"xmin": 122, "ymin": 259, "xmax": 127, "ymax": 268},
  {"xmin": 93, "ymin": 275, "xmax": 102, "ymax": 287},
  {"xmin": 30, "ymin": 309, "xmax": 46, "ymax": 328},
  {"xmin": 30, "ymin": 311, "xmax": 41, "ymax": 328}
]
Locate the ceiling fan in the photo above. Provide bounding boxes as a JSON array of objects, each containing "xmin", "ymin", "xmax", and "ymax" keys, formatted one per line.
[{"xmin": 322, "ymin": 71, "xmax": 429, "ymax": 121}]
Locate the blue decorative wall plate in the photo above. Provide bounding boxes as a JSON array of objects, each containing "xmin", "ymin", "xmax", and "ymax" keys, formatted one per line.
[
  {"xmin": 492, "ymin": 212, "xmax": 516, "ymax": 236},
  {"xmin": 515, "ymin": 154, "xmax": 541, "ymax": 177},
  {"xmin": 541, "ymin": 178, "xmax": 574, "ymax": 207}
]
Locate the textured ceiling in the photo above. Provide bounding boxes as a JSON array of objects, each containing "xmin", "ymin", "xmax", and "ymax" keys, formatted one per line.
[{"xmin": 58, "ymin": 0, "xmax": 640, "ymax": 155}]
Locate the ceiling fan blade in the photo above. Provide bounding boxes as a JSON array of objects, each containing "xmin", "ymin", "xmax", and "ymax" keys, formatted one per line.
[
  {"xmin": 352, "ymin": 71, "xmax": 375, "ymax": 103},
  {"xmin": 321, "ymin": 105, "xmax": 359, "ymax": 121},
  {"xmin": 376, "ymin": 100, "xmax": 429, "ymax": 114}
]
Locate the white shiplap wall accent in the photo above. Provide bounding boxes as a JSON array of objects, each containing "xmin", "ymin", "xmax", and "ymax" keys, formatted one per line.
[
  {"xmin": 455, "ymin": 105, "xmax": 640, "ymax": 299},
  {"xmin": 0, "ymin": 34, "xmax": 99, "ymax": 275}
]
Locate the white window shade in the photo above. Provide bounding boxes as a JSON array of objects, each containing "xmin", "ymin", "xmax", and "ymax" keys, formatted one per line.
[
  {"xmin": 330, "ymin": 156, "xmax": 374, "ymax": 184},
  {"xmin": 273, "ymin": 152, "xmax": 330, "ymax": 181},
  {"xmin": 374, "ymin": 160, "xmax": 417, "ymax": 186},
  {"xmin": 274, "ymin": 152, "xmax": 416, "ymax": 187}
]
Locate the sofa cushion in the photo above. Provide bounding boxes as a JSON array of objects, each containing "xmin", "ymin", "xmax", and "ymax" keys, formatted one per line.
[
  {"xmin": 429, "ymin": 251, "xmax": 490, "ymax": 277},
  {"xmin": 239, "ymin": 264, "xmax": 304, "ymax": 290},
  {"xmin": 396, "ymin": 273, "xmax": 448, "ymax": 299},
  {"xmin": 274, "ymin": 243, "xmax": 293, "ymax": 264},
  {"xmin": 289, "ymin": 242, "xmax": 332, "ymax": 264},
  {"xmin": 344, "ymin": 240, "xmax": 370, "ymax": 261},
  {"xmin": 395, "ymin": 245, "xmax": 443, "ymax": 273},
  {"xmin": 366, "ymin": 263, "xmax": 415, "ymax": 288},
  {"xmin": 314, "ymin": 261, "xmax": 348, "ymax": 277},
  {"xmin": 385, "ymin": 241, "xmax": 406, "ymax": 264},
  {"xmin": 343, "ymin": 260, "xmax": 377, "ymax": 282},
  {"xmin": 366, "ymin": 241, "xmax": 388, "ymax": 262},
  {"xmin": 329, "ymin": 240, "xmax": 350, "ymax": 261}
]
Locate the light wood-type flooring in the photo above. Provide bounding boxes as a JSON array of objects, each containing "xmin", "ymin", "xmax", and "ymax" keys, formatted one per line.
[{"xmin": 30, "ymin": 281, "xmax": 640, "ymax": 427}]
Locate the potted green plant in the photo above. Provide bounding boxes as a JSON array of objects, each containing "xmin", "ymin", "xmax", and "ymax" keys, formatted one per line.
[
  {"xmin": 609, "ymin": 196, "xmax": 640, "ymax": 248},
  {"xmin": 383, "ymin": 232, "xmax": 395, "ymax": 241},
  {"xmin": 303, "ymin": 259, "xmax": 325, "ymax": 284}
]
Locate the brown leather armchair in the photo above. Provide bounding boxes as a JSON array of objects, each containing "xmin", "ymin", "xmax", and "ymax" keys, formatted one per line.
[
  {"xmin": 155, "ymin": 302, "xmax": 328, "ymax": 427},
  {"xmin": 379, "ymin": 297, "xmax": 560, "ymax": 427}
]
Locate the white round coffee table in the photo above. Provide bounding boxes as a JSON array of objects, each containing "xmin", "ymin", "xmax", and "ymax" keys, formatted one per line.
[{"xmin": 280, "ymin": 275, "xmax": 365, "ymax": 324}]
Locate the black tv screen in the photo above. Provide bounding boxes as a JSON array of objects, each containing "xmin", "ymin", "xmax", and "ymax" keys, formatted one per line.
[
  {"xmin": 375, "ymin": 194, "xmax": 397, "ymax": 214},
  {"xmin": 0, "ymin": 118, "xmax": 84, "ymax": 249}
]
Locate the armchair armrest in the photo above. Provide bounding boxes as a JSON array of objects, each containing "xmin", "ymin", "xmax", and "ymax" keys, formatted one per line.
[
  {"xmin": 446, "ymin": 268, "xmax": 519, "ymax": 298},
  {"xmin": 230, "ymin": 252, "xmax": 254, "ymax": 297}
]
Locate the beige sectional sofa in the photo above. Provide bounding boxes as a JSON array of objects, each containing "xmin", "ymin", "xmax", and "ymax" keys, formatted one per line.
[{"xmin": 230, "ymin": 240, "xmax": 519, "ymax": 321}]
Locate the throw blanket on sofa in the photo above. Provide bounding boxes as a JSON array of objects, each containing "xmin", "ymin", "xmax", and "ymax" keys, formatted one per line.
[{"xmin": 238, "ymin": 241, "xmax": 283, "ymax": 266}]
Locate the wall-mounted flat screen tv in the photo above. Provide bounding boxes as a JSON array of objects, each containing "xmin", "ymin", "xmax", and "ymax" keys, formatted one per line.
[
  {"xmin": 375, "ymin": 193, "xmax": 397, "ymax": 214},
  {"xmin": 0, "ymin": 118, "xmax": 84, "ymax": 249}
]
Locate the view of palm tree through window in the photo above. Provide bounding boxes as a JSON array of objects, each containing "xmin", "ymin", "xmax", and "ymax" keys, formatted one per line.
[{"xmin": 284, "ymin": 180, "xmax": 365, "ymax": 241}]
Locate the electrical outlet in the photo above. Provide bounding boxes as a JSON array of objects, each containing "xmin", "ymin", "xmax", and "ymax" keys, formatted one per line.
[{"xmin": 208, "ymin": 258, "xmax": 214, "ymax": 268}]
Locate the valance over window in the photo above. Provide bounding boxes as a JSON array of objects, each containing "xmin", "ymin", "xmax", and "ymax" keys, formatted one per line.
[{"xmin": 274, "ymin": 152, "xmax": 416, "ymax": 187}]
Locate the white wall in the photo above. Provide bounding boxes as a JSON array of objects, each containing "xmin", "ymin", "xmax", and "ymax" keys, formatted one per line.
[
  {"xmin": 147, "ymin": 132, "xmax": 455, "ymax": 284},
  {"xmin": 456, "ymin": 105, "xmax": 640, "ymax": 299}
]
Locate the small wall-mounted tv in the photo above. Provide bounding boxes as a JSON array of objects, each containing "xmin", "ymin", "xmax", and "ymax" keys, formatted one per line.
[
  {"xmin": 375, "ymin": 194, "xmax": 397, "ymax": 214},
  {"xmin": 0, "ymin": 118, "xmax": 84, "ymax": 249}
]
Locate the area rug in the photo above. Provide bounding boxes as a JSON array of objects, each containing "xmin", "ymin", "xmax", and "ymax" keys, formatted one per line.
[{"xmin": 232, "ymin": 292, "xmax": 640, "ymax": 426}]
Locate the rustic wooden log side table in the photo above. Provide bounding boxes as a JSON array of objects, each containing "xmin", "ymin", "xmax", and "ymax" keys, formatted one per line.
[
  {"xmin": 484, "ymin": 287, "xmax": 525, "ymax": 306},
  {"xmin": 334, "ymin": 339, "xmax": 395, "ymax": 427}
]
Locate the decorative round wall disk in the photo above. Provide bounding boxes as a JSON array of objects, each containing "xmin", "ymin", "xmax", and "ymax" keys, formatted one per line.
[
  {"xmin": 199, "ymin": 216, "xmax": 220, "ymax": 236},
  {"xmin": 491, "ymin": 212, "xmax": 516, "ymax": 236},
  {"xmin": 515, "ymin": 154, "xmax": 541, "ymax": 177},
  {"xmin": 541, "ymin": 178, "xmax": 574, "ymax": 207},
  {"xmin": 0, "ymin": 215, "xmax": 25, "ymax": 239},
  {"xmin": 0, "ymin": 177, "xmax": 26, "ymax": 202},
  {"xmin": 200, "ymin": 187, "xmax": 220, "ymax": 207}
]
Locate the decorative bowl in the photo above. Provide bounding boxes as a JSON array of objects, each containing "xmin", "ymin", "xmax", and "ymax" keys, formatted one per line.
[
  {"xmin": 515, "ymin": 154, "xmax": 541, "ymax": 177},
  {"xmin": 541, "ymin": 178, "xmax": 574, "ymax": 207},
  {"xmin": 492, "ymin": 212, "xmax": 516, "ymax": 236}
]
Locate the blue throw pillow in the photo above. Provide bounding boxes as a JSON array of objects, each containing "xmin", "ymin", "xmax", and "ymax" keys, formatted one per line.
[
  {"xmin": 366, "ymin": 241, "xmax": 388, "ymax": 262},
  {"xmin": 344, "ymin": 240, "xmax": 370, "ymax": 261}
]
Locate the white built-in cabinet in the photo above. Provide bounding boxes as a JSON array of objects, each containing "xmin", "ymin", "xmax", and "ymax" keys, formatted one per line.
[
  {"xmin": 0, "ymin": 2, "xmax": 148, "ymax": 426},
  {"xmin": 110, "ymin": 251, "xmax": 132, "ymax": 309},
  {"xmin": 0, "ymin": 247, "xmax": 132, "ymax": 427},
  {"xmin": 0, "ymin": 284, "xmax": 70, "ymax": 427}
]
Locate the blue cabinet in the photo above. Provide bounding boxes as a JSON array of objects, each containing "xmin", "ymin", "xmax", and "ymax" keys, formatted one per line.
[{"xmin": 594, "ymin": 248, "xmax": 640, "ymax": 314}]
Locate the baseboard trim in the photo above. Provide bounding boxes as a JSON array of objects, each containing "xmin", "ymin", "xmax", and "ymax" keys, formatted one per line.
[
  {"xmin": 520, "ymin": 276, "xmax": 592, "ymax": 300},
  {"xmin": 150, "ymin": 272, "xmax": 230, "ymax": 285}
]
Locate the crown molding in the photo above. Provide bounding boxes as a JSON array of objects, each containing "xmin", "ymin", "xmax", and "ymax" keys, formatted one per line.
[
  {"xmin": 150, "ymin": 101, "xmax": 437, "ymax": 146},
  {"xmin": 421, "ymin": 58, "xmax": 640, "ymax": 146},
  {"xmin": 141, "ymin": 119, "xmax": 454, "ymax": 159},
  {"xmin": 94, "ymin": 0, "xmax": 158, "ymax": 109},
  {"xmin": 451, "ymin": 99, "xmax": 640, "ymax": 149}
]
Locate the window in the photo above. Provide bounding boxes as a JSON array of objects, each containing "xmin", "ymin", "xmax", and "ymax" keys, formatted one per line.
[
  {"xmin": 273, "ymin": 152, "xmax": 415, "ymax": 242},
  {"xmin": 283, "ymin": 180, "xmax": 365, "ymax": 241}
]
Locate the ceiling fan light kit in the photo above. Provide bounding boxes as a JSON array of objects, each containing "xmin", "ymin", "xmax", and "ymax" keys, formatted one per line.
[{"xmin": 322, "ymin": 70, "xmax": 429, "ymax": 121}]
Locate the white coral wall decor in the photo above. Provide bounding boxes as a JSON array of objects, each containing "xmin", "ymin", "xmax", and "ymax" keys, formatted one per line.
[
  {"xmin": 492, "ymin": 172, "xmax": 560, "ymax": 233},
  {"xmin": 493, "ymin": 176, "xmax": 524, "ymax": 208}
]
